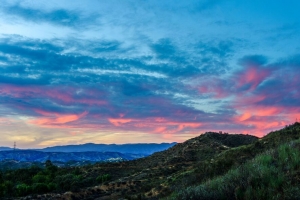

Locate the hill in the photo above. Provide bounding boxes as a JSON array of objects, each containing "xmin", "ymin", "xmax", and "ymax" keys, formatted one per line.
[
  {"xmin": 135, "ymin": 132, "xmax": 258, "ymax": 167},
  {"xmin": 172, "ymin": 123, "xmax": 300, "ymax": 199},
  {"xmin": 0, "ymin": 147, "xmax": 13, "ymax": 151},
  {"xmin": 1, "ymin": 123, "xmax": 300, "ymax": 199}
]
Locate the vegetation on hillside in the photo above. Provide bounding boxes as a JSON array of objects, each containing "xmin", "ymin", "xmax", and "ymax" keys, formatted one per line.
[
  {"xmin": 0, "ymin": 160, "xmax": 110, "ymax": 197},
  {"xmin": 166, "ymin": 123, "xmax": 300, "ymax": 190},
  {"xmin": 171, "ymin": 140, "xmax": 300, "ymax": 199}
]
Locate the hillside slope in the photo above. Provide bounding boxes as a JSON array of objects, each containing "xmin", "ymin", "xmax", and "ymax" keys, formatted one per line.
[
  {"xmin": 64, "ymin": 122, "xmax": 300, "ymax": 199},
  {"xmin": 130, "ymin": 132, "xmax": 258, "ymax": 168},
  {"xmin": 172, "ymin": 131, "xmax": 300, "ymax": 199}
]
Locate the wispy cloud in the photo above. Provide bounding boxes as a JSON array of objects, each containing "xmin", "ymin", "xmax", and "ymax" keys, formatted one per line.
[
  {"xmin": 0, "ymin": 34, "xmax": 299, "ymax": 140},
  {"xmin": 0, "ymin": 2, "xmax": 99, "ymax": 28}
]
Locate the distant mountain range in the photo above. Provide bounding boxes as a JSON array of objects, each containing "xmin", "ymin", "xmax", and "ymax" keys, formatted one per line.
[
  {"xmin": 36, "ymin": 142, "xmax": 177, "ymax": 155},
  {"xmin": 0, "ymin": 147, "xmax": 14, "ymax": 151},
  {"xmin": 0, "ymin": 142, "xmax": 176, "ymax": 155},
  {"xmin": 0, "ymin": 143, "xmax": 176, "ymax": 166},
  {"xmin": 0, "ymin": 150, "xmax": 144, "ymax": 163}
]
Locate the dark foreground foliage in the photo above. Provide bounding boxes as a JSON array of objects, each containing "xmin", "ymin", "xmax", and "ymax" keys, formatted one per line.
[{"xmin": 0, "ymin": 160, "xmax": 110, "ymax": 197}]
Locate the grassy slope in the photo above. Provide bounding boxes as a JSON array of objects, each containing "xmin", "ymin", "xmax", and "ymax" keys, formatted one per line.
[{"xmin": 168, "ymin": 122, "xmax": 300, "ymax": 200}]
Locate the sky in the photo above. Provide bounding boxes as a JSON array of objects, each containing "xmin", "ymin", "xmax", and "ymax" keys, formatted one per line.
[{"xmin": 0, "ymin": 0, "xmax": 299, "ymax": 148}]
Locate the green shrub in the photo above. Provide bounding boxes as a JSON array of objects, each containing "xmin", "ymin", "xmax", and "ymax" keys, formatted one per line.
[
  {"xmin": 54, "ymin": 174, "xmax": 78, "ymax": 191},
  {"xmin": 96, "ymin": 174, "xmax": 111, "ymax": 183},
  {"xmin": 47, "ymin": 182, "xmax": 56, "ymax": 191},
  {"xmin": 31, "ymin": 183, "xmax": 48, "ymax": 194},
  {"xmin": 16, "ymin": 183, "xmax": 31, "ymax": 196},
  {"xmin": 32, "ymin": 174, "xmax": 47, "ymax": 183}
]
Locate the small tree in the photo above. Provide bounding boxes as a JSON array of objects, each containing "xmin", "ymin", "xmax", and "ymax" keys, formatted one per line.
[{"xmin": 45, "ymin": 160, "xmax": 58, "ymax": 175}]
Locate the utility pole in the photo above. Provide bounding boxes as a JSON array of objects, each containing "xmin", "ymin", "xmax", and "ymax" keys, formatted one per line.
[{"xmin": 14, "ymin": 142, "xmax": 16, "ymax": 151}]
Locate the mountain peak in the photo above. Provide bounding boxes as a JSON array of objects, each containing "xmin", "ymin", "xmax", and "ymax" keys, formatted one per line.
[{"xmin": 188, "ymin": 131, "xmax": 258, "ymax": 148}]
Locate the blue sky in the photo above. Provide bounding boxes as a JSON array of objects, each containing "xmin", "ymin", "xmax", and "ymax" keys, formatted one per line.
[{"xmin": 0, "ymin": 0, "xmax": 299, "ymax": 148}]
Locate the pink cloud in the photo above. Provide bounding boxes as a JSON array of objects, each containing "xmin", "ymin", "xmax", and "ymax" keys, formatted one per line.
[
  {"xmin": 191, "ymin": 63, "xmax": 298, "ymax": 137},
  {"xmin": 154, "ymin": 117, "xmax": 167, "ymax": 122},
  {"xmin": 236, "ymin": 65, "xmax": 271, "ymax": 91},
  {"xmin": 106, "ymin": 116, "xmax": 202, "ymax": 134},
  {"xmin": 108, "ymin": 118, "xmax": 133, "ymax": 126},
  {"xmin": 195, "ymin": 65, "xmax": 273, "ymax": 99},
  {"xmin": 154, "ymin": 127, "xmax": 167, "ymax": 133},
  {"xmin": 29, "ymin": 111, "xmax": 88, "ymax": 128},
  {"xmin": 232, "ymin": 103, "xmax": 300, "ymax": 137}
]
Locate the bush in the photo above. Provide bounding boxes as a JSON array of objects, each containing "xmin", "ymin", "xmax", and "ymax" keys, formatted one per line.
[
  {"xmin": 31, "ymin": 183, "xmax": 48, "ymax": 194},
  {"xmin": 54, "ymin": 174, "xmax": 78, "ymax": 191},
  {"xmin": 16, "ymin": 183, "xmax": 31, "ymax": 196},
  {"xmin": 47, "ymin": 183, "xmax": 56, "ymax": 191},
  {"xmin": 96, "ymin": 174, "xmax": 111, "ymax": 183},
  {"xmin": 32, "ymin": 174, "xmax": 47, "ymax": 183}
]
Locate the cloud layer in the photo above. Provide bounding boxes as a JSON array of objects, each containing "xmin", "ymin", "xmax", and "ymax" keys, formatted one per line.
[{"xmin": 0, "ymin": 0, "xmax": 299, "ymax": 147}]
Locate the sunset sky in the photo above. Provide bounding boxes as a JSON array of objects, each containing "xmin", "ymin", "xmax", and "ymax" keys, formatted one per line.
[{"xmin": 0, "ymin": 0, "xmax": 300, "ymax": 148}]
